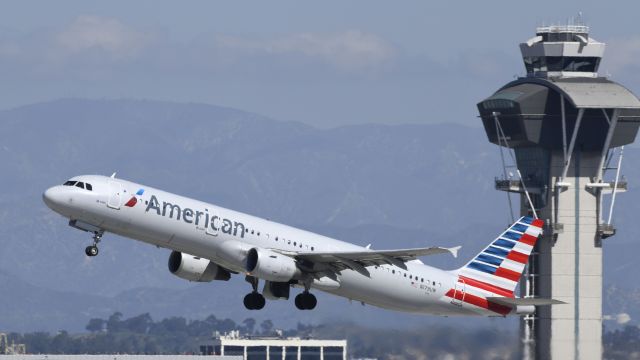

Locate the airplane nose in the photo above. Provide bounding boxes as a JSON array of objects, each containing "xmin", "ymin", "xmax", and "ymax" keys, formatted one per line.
[{"xmin": 43, "ymin": 186, "xmax": 66, "ymax": 209}]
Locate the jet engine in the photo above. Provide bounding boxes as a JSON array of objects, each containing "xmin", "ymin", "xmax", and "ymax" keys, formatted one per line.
[
  {"xmin": 168, "ymin": 251, "xmax": 230, "ymax": 282},
  {"xmin": 245, "ymin": 248, "xmax": 300, "ymax": 282}
]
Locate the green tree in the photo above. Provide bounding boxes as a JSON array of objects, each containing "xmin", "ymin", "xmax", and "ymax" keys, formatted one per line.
[
  {"xmin": 121, "ymin": 313, "xmax": 153, "ymax": 334},
  {"xmin": 242, "ymin": 318, "xmax": 256, "ymax": 334},
  {"xmin": 86, "ymin": 318, "xmax": 106, "ymax": 333},
  {"xmin": 106, "ymin": 312, "xmax": 123, "ymax": 333},
  {"xmin": 260, "ymin": 320, "xmax": 274, "ymax": 335}
]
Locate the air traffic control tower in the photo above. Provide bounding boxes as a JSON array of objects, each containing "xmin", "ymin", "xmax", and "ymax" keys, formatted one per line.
[{"xmin": 477, "ymin": 23, "xmax": 640, "ymax": 359}]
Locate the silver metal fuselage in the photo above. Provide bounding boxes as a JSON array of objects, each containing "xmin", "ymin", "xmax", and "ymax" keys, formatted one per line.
[{"xmin": 43, "ymin": 175, "xmax": 494, "ymax": 316}]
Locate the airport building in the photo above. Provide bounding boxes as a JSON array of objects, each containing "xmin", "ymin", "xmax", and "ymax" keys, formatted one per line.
[
  {"xmin": 200, "ymin": 331, "xmax": 347, "ymax": 360},
  {"xmin": 477, "ymin": 18, "xmax": 640, "ymax": 360}
]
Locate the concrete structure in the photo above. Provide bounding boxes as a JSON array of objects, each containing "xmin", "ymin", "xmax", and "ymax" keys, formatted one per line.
[
  {"xmin": 0, "ymin": 333, "xmax": 26, "ymax": 355},
  {"xmin": 201, "ymin": 331, "xmax": 347, "ymax": 360},
  {"xmin": 477, "ymin": 21, "xmax": 640, "ymax": 360}
]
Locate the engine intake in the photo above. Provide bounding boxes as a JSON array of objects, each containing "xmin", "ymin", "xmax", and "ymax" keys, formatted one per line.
[
  {"xmin": 168, "ymin": 251, "xmax": 230, "ymax": 282},
  {"xmin": 245, "ymin": 248, "xmax": 300, "ymax": 282}
]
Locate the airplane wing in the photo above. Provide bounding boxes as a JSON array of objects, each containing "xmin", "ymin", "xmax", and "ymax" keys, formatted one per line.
[
  {"xmin": 487, "ymin": 297, "xmax": 566, "ymax": 306},
  {"xmin": 286, "ymin": 246, "xmax": 461, "ymax": 276}
]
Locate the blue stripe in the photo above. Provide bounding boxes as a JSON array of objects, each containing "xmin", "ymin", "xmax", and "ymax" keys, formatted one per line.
[
  {"xmin": 136, "ymin": 188, "xmax": 145, "ymax": 195},
  {"xmin": 511, "ymin": 223, "xmax": 528, "ymax": 233},
  {"xmin": 493, "ymin": 239, "xmax": 516, "ymax": 249},
  {"xmin": 520, "ymin": 216, "xmax": 533, "ymax": 224},
  {"xmin": 485, "ymin": 246, "xmax": 509, "ymax": 257},
  {"xmin": 467, "ymin": 261, "xmax": 497, "ymax": 274},
  {"xmin": 477, "ymin": 253, "xmax": 504, "ymax": 266},
  {"xmin": 503, "ymin": 231, "xmax": 521, "ymax": 241}
]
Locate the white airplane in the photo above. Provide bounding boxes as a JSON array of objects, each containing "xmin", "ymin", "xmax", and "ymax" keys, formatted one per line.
[{"xmin": 43, "ymin": 174, "xmax": 561, "ymax": 316}]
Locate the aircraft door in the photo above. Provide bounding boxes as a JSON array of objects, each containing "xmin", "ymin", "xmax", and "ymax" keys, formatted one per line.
[
  {"xmin": 107, "ymin": 181, "xmax": 123, "ymax": 209},
  {"xmin": 451, "ymin": 278, "xmax": 466, "ymax": 306}
]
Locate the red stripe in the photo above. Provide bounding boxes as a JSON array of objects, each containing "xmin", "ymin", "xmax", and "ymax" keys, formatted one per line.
[
  {"xmin": 495, "ymin": 267, "xmax": 521, "ymax": 282},
  {"xmin": 532, "ymin": 219, "xmax": 544, "ymax": 228},
  {"xmin": 124, "ymin": 197, "xmax": 137, "ymax": 207},
  {"xmin": 519, "ymin": 234, "xmax": 537, "ymax": 246},
  {"xmin": 506, "ymin": 250, "xmax": 528, "ymax": 264},
  {"xmin": 445, "ymin": 289, "xmax": 512, "ymax": 316},
  {"xmin": 459, "ymin": 276, "xmax": 514, "ymax": 298}
]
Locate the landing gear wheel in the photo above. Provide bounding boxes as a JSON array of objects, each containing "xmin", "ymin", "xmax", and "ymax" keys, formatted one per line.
[
  {"xmin": 84, "ymin": 230, "xmax": 104, "ymax": 257},
  {"xmin": 295, "ymin": 292, "xmax": 317, "ymax": 310},
  {"xmin": 255, "ymin": 293, "xmax": 266, "ymax": 310},
  {"xmin": 244, "ymin": 292, "xmax": 266, "ymax": 310},
  {"xmin": 85, "ymin": 245, "xmax": 99, "ymax": 257}
]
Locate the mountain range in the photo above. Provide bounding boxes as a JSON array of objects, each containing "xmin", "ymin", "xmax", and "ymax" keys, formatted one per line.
[{"xmin": 0, "ymin": 98, "xmax": 637, "ymax": 332}]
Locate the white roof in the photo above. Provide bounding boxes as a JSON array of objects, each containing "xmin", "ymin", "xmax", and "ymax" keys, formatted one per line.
[{"xmin": 506, "ymin": 78, "xmax": 640, "ymax": 109}]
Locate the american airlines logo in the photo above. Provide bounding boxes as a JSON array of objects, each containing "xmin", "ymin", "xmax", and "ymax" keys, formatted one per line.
[
  {"xmin": 125, "ymin": 189, "xmax": 145, "ymax": 207},
  {"xmin": 144, "ymin": 195, "xmax": 247, "ymax": 238}
]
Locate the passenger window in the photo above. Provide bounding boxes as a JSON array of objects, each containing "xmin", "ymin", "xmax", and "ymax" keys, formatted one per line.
[
  {"xmin": 75, "ymin": 182, "xmax": 85, "ymax": 189},
  {"xmin": 86, "ymin": 183, "xmax": 93, "ymax": 191},
  {"xmin": 311, "ymin": 246, "xmax": 315, "ymax": 251}
]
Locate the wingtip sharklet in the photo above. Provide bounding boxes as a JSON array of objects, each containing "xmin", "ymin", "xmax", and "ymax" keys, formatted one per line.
[{"xmin": 448, "ymin": 246, "xmax": 462, "ymax": 258}]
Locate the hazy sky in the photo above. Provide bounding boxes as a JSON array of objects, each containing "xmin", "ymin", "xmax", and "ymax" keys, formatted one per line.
[{"xmin": 2, "ymin": 1, "xmax": 640, "ymax": 127}]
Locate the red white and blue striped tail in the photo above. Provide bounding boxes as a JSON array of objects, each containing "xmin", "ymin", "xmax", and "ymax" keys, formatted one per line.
[{"xmin": 456, "ymin": 216, "xmax": 544, "ymax": 297}]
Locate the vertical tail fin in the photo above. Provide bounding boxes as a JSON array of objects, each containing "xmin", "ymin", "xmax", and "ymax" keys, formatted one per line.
[{"xmin": 456, "ymin": 216, "xmax": 544, "ymax": 296}]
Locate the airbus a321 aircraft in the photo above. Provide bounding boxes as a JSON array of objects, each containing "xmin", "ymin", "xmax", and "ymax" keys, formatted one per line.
[{"xmin": 43, "ymin": 174, "xmax": 561, "ymax": 316}]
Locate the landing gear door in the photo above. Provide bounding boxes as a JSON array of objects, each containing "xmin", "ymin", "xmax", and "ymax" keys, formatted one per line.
[{"xmin": 107, "ymin": 181, "xmax": 122, "ymax": 209}]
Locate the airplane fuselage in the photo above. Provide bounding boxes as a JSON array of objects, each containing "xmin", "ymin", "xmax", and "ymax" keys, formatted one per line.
[{"xmin": 43, "ymin": 175, "xmax": 520, "ymax": 317}]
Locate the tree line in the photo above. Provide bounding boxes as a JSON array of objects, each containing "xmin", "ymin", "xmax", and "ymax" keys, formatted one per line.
[{"xmin": 3, "ymin": 312, "xmax": 638, "ymax": 358}]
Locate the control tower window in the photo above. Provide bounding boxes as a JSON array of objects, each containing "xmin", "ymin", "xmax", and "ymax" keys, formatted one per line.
[
  {"xmin": 562, "ymin": 57, "xmax": 600, "ymax": 72},
  {"xmin": 524, "ymin": 56, "xmax": 599, "ymax": 73}
]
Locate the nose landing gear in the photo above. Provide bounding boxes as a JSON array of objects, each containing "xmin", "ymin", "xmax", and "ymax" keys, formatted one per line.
[{"xmin": 85, "ymin": 231, "xmax": 103, "ymax": 257}]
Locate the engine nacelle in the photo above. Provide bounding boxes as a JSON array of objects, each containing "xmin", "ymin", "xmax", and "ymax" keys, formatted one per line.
[
  {"xmin": 245, "ymin": 248, "xmax": 300, "ymax": 282},
  {"xmin": 168, "ymin": 251, "xmax": 230, "ymax": 282}
]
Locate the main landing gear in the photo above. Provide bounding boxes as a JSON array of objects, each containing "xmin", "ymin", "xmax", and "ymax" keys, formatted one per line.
[
  {"xmin": 85, "ymin": 231, "xmax": 103, "ymax": 257},
  {"xmin": 244, "ymin": 276, "xmax": 266, "ymax": 310},
  {"xmin": 295, "ymin": 291, "xmax": 317, "ymax": 310},
  {"xmin": 242, "ymin": 276, "xmax": 317, "ymax": 311}
]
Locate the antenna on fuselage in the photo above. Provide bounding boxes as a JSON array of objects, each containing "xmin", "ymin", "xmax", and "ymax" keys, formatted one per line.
[{"xmin": 110, "ymin": 172, "xmax": 117, "ymax": 179}]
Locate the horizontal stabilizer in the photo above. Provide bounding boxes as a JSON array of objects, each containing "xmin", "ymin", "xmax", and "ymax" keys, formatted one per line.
[{"xmin": 487, "ymin": 297, "xmax": 566, "ymax": 307}]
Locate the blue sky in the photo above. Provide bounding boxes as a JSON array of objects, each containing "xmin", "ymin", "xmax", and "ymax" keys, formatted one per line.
[{"xmin": 1, "ymin": 1, "xmax": 639, "ymax": 127}]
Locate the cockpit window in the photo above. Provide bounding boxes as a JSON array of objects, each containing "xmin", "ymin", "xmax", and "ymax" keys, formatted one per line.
[{"xmin": 63, "ymin": 180, "xmax": 92, "ymax": 191}]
